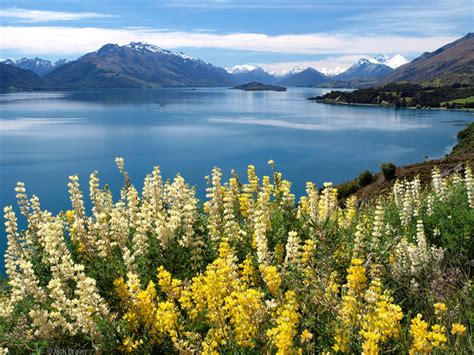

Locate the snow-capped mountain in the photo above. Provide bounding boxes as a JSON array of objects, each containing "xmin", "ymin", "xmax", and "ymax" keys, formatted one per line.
[
  {"xmin": 368, "ymin": 54, "xmax": 409, "ymax": 69},
  {"xmin": 277, "ymin": 67, "xmax": 329, "ymax": 87},
  {"xmin": 228, "ymin": 64, "xmax": 258, "ymax": 74},
  {"xmin": 275, "ymin": 66, "xmax": 306, "ymax": 81},
  {"xmin": 334, "ymin": 58, "xmax": 393, "ymax": 81},
  {"xmin": 318, "ymin": 66, "xmax": 348, "ymax": 77},
  {"xmin": 228, "ymin": 64, "xmax": 278, "ymax": 84},
  {"xmin": 124, "ymin": 42, "xmax": 200, "ymax": 62},
  {"xmin": 1, "ymin": 57, "xmax": 71, "ymax": 76},
  {"xmin": 44, "ymin": 41, "xmax": 236, "ymax": 88}
]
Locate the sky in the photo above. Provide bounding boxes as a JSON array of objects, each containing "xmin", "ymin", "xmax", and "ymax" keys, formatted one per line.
[{"xmin": 0, "ymin": 0, "xmax": 472, "ymax": 73}]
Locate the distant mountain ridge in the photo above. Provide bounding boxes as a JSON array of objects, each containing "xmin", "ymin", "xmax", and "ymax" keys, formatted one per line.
[
  {"xmin": 381, "ymin": 33, "xmax": 474, "ymax": 85},
  {"xmin": 1, "ymin": 35, "xmax": 472, "ymax": 91},
  {"xmin": 334, "ymin": 59, "xmax": 393, "ymax": 81},
  {"xmin": 1, "ymin": 57, "xmax": 70, "ymax": 76},
  {"xmin": 0, "ymin": 63, "xmax": 44, "ymax": 91},
  {"xmin": 276, "ymin": 67, "xmax": 329, "ymax": 87},
  {"xmin": 43, "ymin": 42, "xmax": 236, "ymax": 89},
  {"xmin": 228, "ymin": 65, "xmax": 278, "ymax": 84}
]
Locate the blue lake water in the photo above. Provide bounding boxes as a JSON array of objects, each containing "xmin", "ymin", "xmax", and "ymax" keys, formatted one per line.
[{"xmin": 0, "ymin": 87, "xmax": 473, "ymax": 269}]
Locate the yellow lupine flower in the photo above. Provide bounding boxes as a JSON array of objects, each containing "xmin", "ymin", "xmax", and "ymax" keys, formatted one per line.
[
  {"xmin": 347, "ymin": 258, "xmax": 367, "ymax": 295},
  {"xmin": 266, "ymin": 291, "xmax": 300, "ymax": 355},
  {"xmin": 157, "ymin": 265, "xmax": 183, "ymax": 300},
  {"xmin": 300, "ymin": 329, "xmax": 313, "ymax": 343},
  {"xmin": 434, "ymin": 302, "xmax": 447, "ymax": 316},
  {"xmin": 451, "ymin": 323, "xmax": 467, "ymax": 336},
  {"xmin": 260, "ymin": 265, "xmax": 282, "ymax": 297}
]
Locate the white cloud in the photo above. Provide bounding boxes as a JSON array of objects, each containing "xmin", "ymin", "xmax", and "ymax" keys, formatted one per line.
[
  {"xmin": 0, "ymin": 8, "xmax": 114, "ymax": 23},
  {"xmin": 0, "ymin": 26, "xmax": 456, "ymax": 57},
  {"xmin": 343, "ymin": 0, "xmax": 473, "ymax": 35}
]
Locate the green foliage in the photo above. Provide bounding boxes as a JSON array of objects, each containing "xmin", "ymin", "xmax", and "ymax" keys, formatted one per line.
[
  {"xmin": 380, "ymin": 162, "xmax": 396, "ymax": 181},
  {"xmin": 358, "ymin": 170, "xmax": 374, "ymax": 187},
  {"xmin": 313, "ymin": 83, "xmax": 474, "ymax": 109}
]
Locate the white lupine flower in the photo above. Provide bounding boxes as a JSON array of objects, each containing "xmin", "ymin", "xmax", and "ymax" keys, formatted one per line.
[
  {"xmin": 15, "ymin": 182, "xmax": 30, "ymax": 218},
  {"xmin": 254, "ymin": 187, "xmax": 272, "ymax": 265},
  {"xmin": 465, "ymin": 163, "xmax": 474, "ymax": 208},
  {"xmin": 284, "ymin": 231, "xmax": 300, "ymax": 266},
  {"xmin": 431, "ymin": 167, "xmax": 447, "ymax": 201},
  {"xmin": 206, "ymin": 167, "xmax": 224, "ymax": 241},
  {"xmin": 318, "ymin": 182, "xmax": 337, "ymax": 223},
  {"xmin": 222, "ymin": 181, "xmax": 241, "ymax": 244}
]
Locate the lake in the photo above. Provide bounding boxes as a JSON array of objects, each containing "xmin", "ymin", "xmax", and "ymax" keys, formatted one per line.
[{"xmin": 0, "ymin": 87, "xmax": 473, "ymax": 266}]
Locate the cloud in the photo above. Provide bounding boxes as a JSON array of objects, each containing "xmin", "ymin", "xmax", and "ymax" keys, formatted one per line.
[
  {"xmin": 0, "ymin": 26, "xmax": 457, "ymax": 57},
  {"xmin": 164, "ymin": 0, "xmax": 383, "ymax": 9},
  {"xmin": 0, "ymin": 8, "xmax": 115, "ymax": 23},
  {"xmin": 343, "ymin": 0, "xmax": 473, "ymax": 35}
]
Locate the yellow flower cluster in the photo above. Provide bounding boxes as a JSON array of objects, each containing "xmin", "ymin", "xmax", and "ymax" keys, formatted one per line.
[
  {"xmin": 409, "ymin": 314, "xmax": 447, "ymax": 354},
  {"xmin": 334, "ymin": 261, "xmax": 404, "ymax": 354},
  {"xmin": 266, "ymin": 290, "xmax": 300, "ymax": 354},
  {"xmin": 114, "ymin": 273, "xmax": 180, "ymax": 350}
]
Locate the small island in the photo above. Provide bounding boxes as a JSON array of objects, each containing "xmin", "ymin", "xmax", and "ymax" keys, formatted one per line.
[{"xmin": 233, "ymin": 81, "xmax": 287, "ymax": 92}]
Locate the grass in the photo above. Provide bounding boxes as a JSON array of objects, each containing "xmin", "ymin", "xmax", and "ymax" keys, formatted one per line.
[{"xmin": 442, "ymin": 96, "xmax": 474, "ymax": 105}]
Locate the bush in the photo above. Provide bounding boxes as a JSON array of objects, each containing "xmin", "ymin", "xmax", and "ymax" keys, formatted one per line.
[
  {"xmin": 380, "ymin": 162, "xmax": 396, "ymax": 181},
  {"xmin": 337, "ymin": 180, "xmax": 359, "ymax": 200},
  {"xmin": 358, "ymin": 170, "xmax": 374, "ymax": 187}
]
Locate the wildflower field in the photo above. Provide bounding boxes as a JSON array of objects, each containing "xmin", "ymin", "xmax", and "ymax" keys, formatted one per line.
[{"xmin": 0, "ymin": 158, "xmax": 473, "ymax": 354}]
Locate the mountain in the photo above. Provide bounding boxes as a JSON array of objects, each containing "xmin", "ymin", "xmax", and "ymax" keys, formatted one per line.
[
  {"xmin": 1, "ymin": 57, "xmax": 70, "ymax": 76},
  {"xmin": 0, "ymin": 63, "xmax": 44, "ymax": 91},
  {"xmin": 276, "ymin": 66, "xmax": 305, "ymax": 81},
  {"xmin": 334, "ymin": 58, "xmax": 393, "ymax": 81},
  {"xmin": 318, "ymin": 66, "xmax": 348, "ymax": 77},
  {"xmin": 228, "ymin": 65, "xmax": 278, "ymax": 84},
  {"xmin": 371, "ymin": 54, "xmax": 409, "ymax": 69},
  {"xmin": 43, "ymin": 42, "xmax": 236, "ymax": 89},
  {"xmin": 277, "ymin": 67, "xmax": 329, "ymax": 87},
  {"xmin": 382, "ymin": 33, "xmax": 474, "ymax": 85}
]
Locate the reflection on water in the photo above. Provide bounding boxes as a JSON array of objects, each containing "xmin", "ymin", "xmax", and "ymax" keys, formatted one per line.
[{"xmin": 0, "ymin": 87, "xmax": 473, "ymax": 267}]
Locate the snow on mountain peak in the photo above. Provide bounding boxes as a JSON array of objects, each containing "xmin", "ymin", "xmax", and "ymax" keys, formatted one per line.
[
  {"xmin": 279, "ymin": 65, "xmax": 305, "ymax": 76},
  {"xmin": 228, "ymin": 64, "xmax": 257, "ymax": 73},
  {"xmin": 126, "ymin": 41, "xmax": 171, "ymax": 54},
  {"xmin": 385, "ymin": 54, "xmax": 409, "ymax": 69},
  {"xmin": 318, "ymin": 66, "xmax": 348, "ymax": 76},
  {"xmin": 361, "ymin": 54, "xmax": 409, "ymax": 69},
  {"xmin": 124, "ymin": 42, "xmax": 199, "ymax": 62},
  {"xmin": 175, "ymin": 51, "xmax": 196, "ymax": 61}
]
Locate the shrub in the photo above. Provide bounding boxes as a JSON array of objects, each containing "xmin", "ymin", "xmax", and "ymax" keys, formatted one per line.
[
  {"xmin": 337, "ymin": 180, "xmax": 359, "ymax": 200},
  {"xmin": 380, "ymin": 162, "xmax": 396, "ymax": 181},
  {"xmin": 358, "ymin": 170, "xmax": 374, "ymax": 187},
  {"xmin": 0, "ymin": 159, "xmax": 472, "ymax": 354}
]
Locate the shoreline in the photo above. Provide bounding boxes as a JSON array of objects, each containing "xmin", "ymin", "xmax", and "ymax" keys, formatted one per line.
[
  {"xmin": 336, "ymin": 122, "xmax": 474, "ymax": 201},
  {"xmin": 309, "ymin": 98, "xmax": 474, "ymax": 113}
]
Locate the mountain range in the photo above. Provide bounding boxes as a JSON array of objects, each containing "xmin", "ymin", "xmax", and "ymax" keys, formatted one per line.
[
  {"xmin": 1, "ymin": 57, "xmax": 70, "ymax": 76},
  {"xmin": 0, "ymin": 34, "xmax": 472, "ymax": 91},
  {"xmin": 228, "ymin": 65, "xmax": 278, "ymax": 85}
]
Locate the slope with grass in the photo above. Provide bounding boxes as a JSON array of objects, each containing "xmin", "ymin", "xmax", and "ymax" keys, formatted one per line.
[{"xmin": 337, "ymin": 123, "xmax": 474, "ymax": 202}]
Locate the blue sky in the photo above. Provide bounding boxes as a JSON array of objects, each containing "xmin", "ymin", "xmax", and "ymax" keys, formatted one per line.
[{"xmin": 0, "ymin": 0, "xmax": 472, "ymax": 72}]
